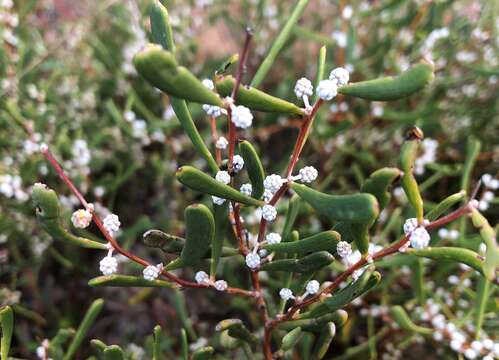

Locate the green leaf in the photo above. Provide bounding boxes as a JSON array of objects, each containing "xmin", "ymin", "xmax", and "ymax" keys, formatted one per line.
[
  {"xmin": 406, "ymin": 247, "xmax": 485, "ymax": 277},
  {"xmin": 63, "ymin": 298, "xmax": 104, "ymax": 360},
  {"xmin": 50, "ymin": 328, "xmax": 75, "ymax": 348},
  {"xmin": 103, "ymin": 345, "xmax": 124, "ymax": 360},
  {"xmin": 280, "ymin": 327, "xmax": 303, "ymax": 351},
  {"xmin": 0, "ymin": 306, "xmax": 13, "ymax": 360},
  {"xmin": 426, "ymin": 191, "xmax": 466, "ymax": 221},
  {"xmin": 338, "ymin": 61, "xmax": 434, "ymax": 101},
  {"xmin": 470, "ymin": 209, "xmax": 498, "ymax": 281},
  {"xmin": 361, "ymin": 167, "xmax": 402, "ymax": 210},
  {"xmin": 263, "ymin": 230, "xmax": 340, "ymax": 255},
  {"xmin": 216, "ymin": 76, "xmax": 304, "ymax": 115},
  {"xmin": 278, "ymin": 310, "xmax": 348, "ymax": 332},
  {"xmin": 312, "ymin": 45, "xmax": 327, "ymax": 102},
  {"xmin": 239, "ymin": 140, "xmax": 265, "ymax": 199},
  {"xmin": 216, "ymin": 53, "xmax": 239, "ymax": 75},
  {"xmin": 165, "ymin": 204, "xmax": 215, "ymax": 270},
  {"xmin": 211, "ymin": 203, "xmax": 229, "ymax": 278},
  {"xmin": 192, "ymin": 347, "xmax": 214, "ymax": 360},
  {"xmin": 282, "ymin": 195, "xmax": 302, "ymax": 241},
  {"xmin": 32, "ymin": 184, "xmax": 107, "ymax": 250},
  {"xmin": 88, "ymin": 275, "xmax": 174, "ymax": 288},
  {"xmin": 303, "ymin": 271, "xmax": 381, "ymax": 319},
  {"xmin": 153, "ymin": 325, "xmax": 162, "ymax": 360},
  {"xmin": 312, "ymin": 322, "xmax": 336, "ymax": 359},
  {"xmin": 180, "ymin": 329, "xmax": 188, "ymax": 360},
  {"xmin": 150, "ymin": 0, "xmax": 175, "ymax": 53},
  {"xmin": 260, "ymin": 251, "xmax": 334, "ymax": 273},
  {"xmin": 176, "ymin": 166, "xmax": 264, "ymax": 206},
  {"xmin": 390, "ymin": 306, "xmax": 432, "ymax": 335},
  {"xmin": 134, "ymin": 45, "xmax": 223, "ymax": 106},
  {"xmin": 215, "ymin": 319, "xmax": 257, "ymax": 345},
  {"xmin": 474, "ymin": 277, "xmax": 490, "ymax": 339}
]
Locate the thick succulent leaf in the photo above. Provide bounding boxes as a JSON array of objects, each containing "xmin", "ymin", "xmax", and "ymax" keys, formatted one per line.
[
  {"xmin": 0, "ymin": 306, "xmax": 13, "ymax": 360},
  {"xmin": 303, "ymin": 271, "xmax": 381, "ymax": 319},
  {"xmin": 406, "ymin": 247, "xmax": 485, "ymax": 277},
  {"xmin": 338, "ymin": 61, "xmax": 434, "ymax": 101},
  {"xmin": 215, "ymin": 319, "xmax": 257, "ymax": 345},
  {"xmin": 426, "ymin": 191, "xmax": 466, "ymax": 221},
  {"xmin": 176, "ymin": 166, "xmax": 264, "ymax": 206},
  {"xmin": 216, "ymin": 53, "xmax": 239, "ymax": 75},
  {"xmin": 134, "ymin": 45, "xmax": 223, "ymax": 106},
  {"xmin": 103, "ymin": 346, "xmax": 124, "ymax": 360},
  {"xmin": 278, "ymin": 310, "xmax": 348, "ymax": 332},
  {"xmin": 474, "ymin": 277, "xmax": 490, "ymax": 337},
  {"xmin": 263, "ymin": 230, "xmax": 340, "ymax": 255},
  {"xmin": 280, "ymin": 327, "xmax": 303, "ymax": 351},
  {"xmin": 470, "ymin": 209, "xmax": 498, "ymax": 281},
  {"xmin": 361, "ymin": 167, "xmax": 402, "ymax": 210},
  {"xmin": 313, "ymin": 322, "xmax": 336, "ymax": 359},
  {"xmin": 150, "ymin": 0, "xmax": 175, "ymax": 52},
  {"xmin": 211, "ymin": 203, "xmax": 229, "ymax": 277},
  {"xmin": 50, "ymin": 328, "xmax": 75, "ymax": 348},
  {"xmin": 32, "ymin": 183, "xmax": 107, "ymax": 250},
  {"xmin": 165, "ymin": 204, "xmax": 215, "ymax": 270},
  {"xmin": 192, "ymin": 347, "xmax": 214, "ymax": 360},
  {"xmin": 399, "ymin": 131, "xmax": 424, "ymax": 221},
  {"xmin": 239, "ymin": 140, "xmax": 265, "ymax": 199},
  {"xmin": 88, "ymin": 275, "xmax": 175, "ymax": 288},
  {"xmin": 260, "ymin": 251, "xmax": 334, "ymax": 273},
  {"xmin": 152, "ymin": 325, "xmax": 162, "ymax": 360},
  {"xmin": 63, "ymin": 299, "xmax": 104, "ymax": 360},
  {"xmin": 216, "ymin": 76, "xmax": 304, "ymax": 115},
  {"xmin": 390, "ymin": 306, "xmax": 432, "ymax": 335},
  {"xmin": 282, "ymin": 195, "xmax": 302, "ymax": 241}
]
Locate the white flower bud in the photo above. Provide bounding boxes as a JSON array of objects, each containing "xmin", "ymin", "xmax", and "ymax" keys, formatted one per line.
[
  {"xmin": 202, "ymin": 104, "xmax": 223, "ymax": 118},
  {"xmin": 143, "ymin": 264, "xmax": 162, "ymax": 281},
  {"xmin": 410, "ymin": 227, "xmax": 431, "ymax": 249},
  {"xmin": 245, "ymin": 252, "xmax": 261, "ymax": 269},
  {"xmin": 212, "ymin": 196, "xmax": 226, "ymax": 205},
  {"xmin": 316, "ymin": 79, "xmax": 338, "ymax": 100},
  {"xmin": 403, "ymin": 218, "xmax": 419, "ymax": 235},
  {"xmin": 103, "ymin": 214, "xmax": 120, "ymax": 235},
  {"xmin": 195, "ymin": 271, "xmax": 210, "ymax": 284},
  {"xmin": 215, "ymin": 136, "xmax": 229, "ymax": 149},
  {"xmin": 214, "ymin": 280, "xmax": 228, "ymax": 291},
  {"xmin": 202, "ymin": 79, "xmax": 214, "ymax": 90},
  {"xmin": 240, "ymin": 183, "xmax": 253, "ymax": 196},
  {"xmin": 265, "ymin": 232, "xmax": 281, "ymax": 245},
  {"xmin": 263, "ymin": 189, "xmax": 273, "ymax": 203},
  {"xmin": 336, "ymin": 241, "xmax": 352, "ymax": 258},
  {"xmin": 71, "ymin": 209, "xmax": 92, "ymax": 229},
  {"xmin": 483, "ymin": 191, "xmax": 494, "ymax": 202},
  {"xmin": 298, "ymin": 166, "xmax": 318, "ymax": 183},
  {"xmin": 231, "ymin": 105, "xmax": 253, "ymax": 128},
  {"xmin": 279, "ymin": 288, "xmax": 294, "ymax": 301},
  {"xmin": 99, "ymin": 255, "xmax": 118, "ymax": 275},
  {"xmin": 215, "ymin": 170, "xmax": 231, "ymax": 184},
  {"xmin": 464, "ymin": 348, "xmax": 477, "ymax": 359},
  {"xmin": 329, "ymin": 67, "xmax": 350, "ymax": 86},
  {"xmin": 232, "ymin": 155, "xmax": 244, "ymax": 172},
  {"xmin": 294, "ymin": 77, "xmax": 313, "ymax": 98},
  {"xmin": 261, "ymin": 204, "xmax": 277, "ymax": 222},
  {"xmin": 305, "ymin": 280, "xmax": 320, "ymax": 295},
  {"xmin": 481, "ymin": 173, "xmax": 492, "ymax": 186},
  {"xmin": 263, "ymin": 174, "xmax": 285, "ymax": 194}
]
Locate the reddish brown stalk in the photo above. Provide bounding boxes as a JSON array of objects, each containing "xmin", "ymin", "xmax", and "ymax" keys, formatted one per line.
[{"xmin": 210, "ymin": 115, "xmax": 222, "ymax": 164}]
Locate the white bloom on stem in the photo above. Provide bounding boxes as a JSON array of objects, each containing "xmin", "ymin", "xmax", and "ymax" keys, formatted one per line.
[
  {"xmin": 232, "ymin": 155, "xmax": 244, "ymax": 172},
  {"xmin": 266, "ymin": 232, "xmax": 281, "ymax": 245},
  {"xmin": 215, "ymin": 170, "xmax": 231, "ymax": 184},
  {"xmin": 305, "ymin": 280, "xmax": 320, "ymax": 295},
  {"xmin": 212, "ymin": 196, "xmax": 226, "ymax": 205},
  {"xmin": 202, "ymin": 79, "xmax": 214, "ymax": 90},
  {"xmin": 214, "ymin": 280, "xmax": 228, "ymax": 291},
  {"xmin": 36, "ymin": 339, "xmax": 50, "ymax": 359},
  {"xmin": 298, "ymin": 166, "xmax": 318, "ymax": 183},
  {"xmin": 103, "ymin": 214, "xmax": 120, "ymax": 235},
  {"xmin": 143, "ymin": 263, "xmax": 163, "ymax": 281},
  {"xmin": 245, "ymin": 252, "xmax": 261, "ymax": 269},
  {"xmin": 195, "ymin": 271, "xmax": 210, "ymax": 284},
  {"xmin": 263, "ymin": 189, "xmax": 273, "ymax": 203},
  {"xmin": 336, "ymin": 241, "xmax": 352, "ymax": 258},
  {"xmin": 264, "ymin": 174, "xmax": 285, "ymax": 194},
  {"xmin": 403, "ymin": 218, "xmax": 419, "ymax": 235},
  {"xmin": 316, "ymin": 79, "xmax": 338, "ymax": 100},
  {"xmin": 483, "ymin": 191, "xmax": 494, "ymax": 202},
  {"xmin": 215, "ymin": 136, "xmax": 228, "ymax": 149},
  {"xmin": 261, "ymin": 204, "xmax": 277, "ymax": 222},
  {"xmin": 279, "ymin": 288, "xmax": 294, "ymax": 301},
  {"xmin": 329, "ymin": 67, "xmax": 350, "ymax": 86},
  {"xmin": 71, "ymin": 209, "xmax": 92, "ymax": 229},
  {"xmin": 481, "ymin": 173, "xmax": 493, "ymax": 186},
  {"xmin": 202, "ymin": 104, "xmax": 223, "ymax": 118},
  {"xmin": 231, "ymin": 105, "xmax": 253, "ymax": 128},
  {"xmin": 240, "ymin": 183, "xmax": 253, "ymax": 196},
  {"xmin": 294, "ymin": 77, "xmax": 313, "ymax": 98},
  {"xmin": 410, "ymin": 227, "xmax": 431, "ymax": 249},
  {"xmin": 99, "ymin": 255, "xmax": 118, "ymax": 275}
]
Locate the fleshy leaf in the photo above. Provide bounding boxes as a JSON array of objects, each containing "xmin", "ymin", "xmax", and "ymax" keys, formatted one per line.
[
  {"xmin": 215, "ymin": 319, "xmax": 257, "ymax": 345},
  {"xmin": 390, "ymin": 306, "xmax": 432, "ymax": 335},
  {"xmin": 278, "ymin": 310, "xmax": 348, "ymax": 332},
  {"xmin": 470, "ymin": 209, "xmax": 498, "ymax": 281},
  {"xmin": 103, "ymin": 345, "xmax": 124, "ymax": 360},
  {"xmin": 361, "ymin": 167, "xmax": 402, "ymax": 210},
  {"xmin": 426, "ymin": 191, "xmax": 466, "ymax": 221},
  {"xmin": 88, "ymin": 275, "xmax": 175, "ymax": 288},
  {"xmin": 211, "ymin": 203, "xmax": 229, "ymax": 278},
  {"xmin": 263, "ymin": 230, "xmax": 340, "ymax": 255},
  {"xmin": 280, "ymin": 327, "xmax": 303, "ymax": 351},
  {"xmin": 338, "ymin": 61, "xmax": 434, "ymax": 101},
  {"xmin": 313, "ymin": 322, "xmax": 336, "ymax": 359},
  {"xmin": 282, "ymin": 195, "xmax": 302, "ymax": 241},
  {"xmin": 150, "ymin": 0, "xmax": 175, "ymax": 53},
  {"xmin": 239, "ymin": 140, "xmax": 265, "ymax": 199},
  {"xmin": 192, "ymin": 347, "xmax": 214, "ymax": 360},
  {"xmin": 0, "ymin": 306, "xmax": 13, "ymax": 360},
  {"xmin": 260, "ymin": 251, "xmax": 334, "ymax": 273}
]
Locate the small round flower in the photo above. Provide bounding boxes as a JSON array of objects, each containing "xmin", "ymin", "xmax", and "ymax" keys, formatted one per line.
[
  {"xmin": 264, "ymin": 174, "xmax": 284, "ymax": 194},
  {"xmin": 212, "ymin": 196, "xmax": 226, "ymax": 205},
  {"xmin": 261, "ymin": 204, "xmax": 277, "ymax": 222},
  {"xmin": 316, "ymin": 79, "xmax": 338, "ymax": 101},
  {"xmin": 481, "ymin": 173, "xmax": 493, "ymax": 186},
  {"xmin": 143, "ymin": 264, "xmax": 162, "ymax": 281},
  {"xmin": 263, "ymin": 189, "xmax": 273, "ymax": 203},
  {"xmin": 266, "ymin": 232, "xmax": 281, "ymax": 245},
  {"xmin": 294, "ymin": 77, "xmax": 313, "ymax": 98},
  {"xmin": 483, "ymin": 191, "xmax": 494, "ymax": 202},
  {"xmin": 258, "ymin": 249, "xmax": 268, "ymax": 257},
  {"xmin": 231, "ymin": 105, "xmax": 253, "ymax": 129},
  {"xmin": 214, "ymin": 280, "xmax": 228, "ymax": 291},
  {"xmin": 305, "ymin": 280, "xmax": 320, "ymax": 295},
  {"xmin": 279, "ymin": 288, "xmax": 294, "ymax": 301},
  {"xmin": 195, "ymin": 271, "xmax": 210, "ymax": 284},
  {"xmin": 336, "ymin": 241, "xmax": 352, "ymax": 258},
  {"xmin": 329, "ymin": 67, "xmax": 350, "ymax": 86},
  {"xmin": 202, "ymin": 79, "xmax": 214, "ymax": 90},
  {"xmin": 202, "ymin": 104, "xmax": 223, "ymax": 118},
  {"xmin": 245, "ymin": 252, "xmax": 261, "ymax": 269},
  {"xmin": 215, "ymin": 136, "xmax": 228, "ymax": 149},
  {"xmin": 489, "ymin": 178, "xmax": 499, "ymax": 190},
  {"xmin": 478, "ymin": 242, "xmax": 487, "ymax": 255},
  {"xmin": 298, "ymin": 166, "xmax": 318, "ymax": 183},
  {"xmin": 215, "ymin": 170, "xmax": 231, "ymax": 184},
  {"xmin": 103, "ymin": 214, "xmax": 120, "ymax": 235},
  {"xmin": 403, "ymin": 218, "xmax": 419, "ymax": 235},
  {"xmin": 71, "ymin": 209, "xmax": 92, "ymax": 229},
  {"xmin": 232, "ymin": 155, "xmax": 244, "ymax": 172},
  {"xmin": 410, "ymin": 227, "xmax": 431, "ymax": 249},
  {"xmin": 99, "ymin": 255, "xmax": 118, "ymax": 275},
  {"xmin": 240, "ymin": 183, "xmax": 253, "ymax": 196},
  {"xmin": 463, "ymin": 348, "xmax": 477, "ymax": 359}
]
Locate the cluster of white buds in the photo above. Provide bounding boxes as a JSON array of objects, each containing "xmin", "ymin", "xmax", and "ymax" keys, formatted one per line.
[
  {"xmin": 438, "ymin": 228, "xmax": 460, "ymax": 240},
  {"xmin": 36, "ymin": 339, "xmax": 50, "ymax": 360},
  {"xmin": 481, "ymin": 173, "xmax": 499, "ymax": 190},
  {"xmin": 297, "ymin": 166, "xmax": 318, "ymax": 183},
  {"xmin": 477, "ymin": 174, "xmax": 497, "ymax": 211},
  {"xmin": 232, "ymin": 155, "xmax": 244, "ymax": 172},
  {"xmin": 279, "ymin": 287, "xmax": 294, "ymax": 301},
  {"xmin": 263, "ymin": 174, "xmax": 286, "ymax": 194},
  {"xmin": 294, "ymin": 77, "xmax": 314, "ymax": 109},
  {"xmin": 265, "ymin": 232, "xmax": 282, "ymax": 245},
  {"xmin": 212, "ymin": 196, "xmax": 226, "ymax": 205},
  {"xmin": 403, "ymin": 218, "xmax": 419, "ymax": 234},
  {"xmin": 263, "ymin": 189, "xmax": 274, "ymax": 203},
  {"xmin": 261, "ymin": 204, "xmax": 277, "ymax": 222},
  {"xmin": 231, "ymin": 105, "xmax": 253, "ymax": 129},
  {"xmin": 215, "ymin": 136, "xmax": 228, "ymax": 149},
  {"xmin": 245, "ymin": 252, "xmax": 261, "ymax": 269},
  {"xmin": 240, "ymin": 183, "xmax": 253, "ymax": 196},
  {"xmin": 143, "ymin": 263, "xmax": 163, "ymax": 281},
  {"xmin": 195, "ymin": 270, "xmax": 210, "ymax": 285},
  {"xmin": 403, "ymin": 218, "xmax": 431, "ymax": 249},
  {"xmin": 99, "ymin": 251, "xmax": 118, "ymax": 276},
  {"xmin": 336, "ymin": 241, "xmax": 352, "ymax": 258},
  {"xmin": 316, "ymin": 79, "xmax": 338, "ymax": 101},
  {"xmin": 215, "ymin": 170, "xmax": 231, "ymax": 185},
  {"xmin": 103, "ymin": 214, "xmax": 120, "ymax": 236},
  {"xmin": 71, "ymin": 207, "xmax": 93, "ymax": 229},
  {"xmin": 214, "ymin": 280, "xmax": 228, "ymax": 291},
  {"xmin": 329, "ymin": 67, "xmax": 350, "ymax": 86},
  {"xmin": 202, "ymin": 79, "xmax": 224, "ymax": 118},
  {"xmin": 304, "ymin": 280, "xmax": 320, "ymax": 297}
]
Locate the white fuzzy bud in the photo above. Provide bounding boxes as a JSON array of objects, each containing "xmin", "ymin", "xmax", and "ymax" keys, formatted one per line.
[
  {"xmin": 316, "ymin": 79, "xmax": 338, "ymax": 100},
  {"xmin": 103, "ymin": 214, "xmax": 120, "ymax": 235},
  {"xmin": 262, "ymin": 204, "xmax": 277, "ymax": 222},
  {"xmin": 202, "ymin": 104, "xmax": 223, "ymax": 118},
  {"xmin": 143, "ymin": 264, "xmax": 162, "ymax": 281},
  {"xmin": 212, "ymin": 196, "xmax": 226, "ymax": 205},
  {"xmin": 71, "ymin": 209, "xmax": 92, "ymax": 229},
  {"xmin": 305, "ymin": 280, "xmax": 320, "ymax": 295},
  {"xmin": 245, "ymin": 252, "xmax": 261, "ymax": 269},
  {"xmin": 232, "ymin": 155, "xmax": 244, "ymax": 172},
  {"xmin": 215, "ymin": 170, "xmax": 231, "ymax": 184},
  {"xmin": 294, "ymin": 77, "xmax": 313, "ymax": 98},
  {"xmin": 195, "ymin": 271, "xmax": 210, "ymax": 284},
  {"xmin": 265, "ymin": 232, "xmax": 281, "ymax": 245},
  {"xmin": 298, "ymin": 166, "xmax": 318, "ymax": 183},
  {"xmin": 231, "ymin": 105, "xmax": 253, "ymax": 128},
  {"xmin": 240, "ymin": 183, "xmax": 253, "ymax": 196},
  {"xmin": 264, "ymin": 174, "xmax": 285, "ymax": 194},
  {"xmin": 329, "ymin": 67, "xmax": 350, "ymax": 86},
  {"xmin": 410, "ymin": 227, "xmax": 431, "ymax": 249},
  {"xmin": 279, "ymin": 288, "xmax": 294, "ymax": 301},
  {"xmin": 215, "ymin": 136, "xmax": 229, "ymax": 149},
  {"xmin": 403, "ymin": 218, "xmax": 419, "ymax": 235},
  {"xmin": 99, "ymin": 255, "xmax": 118, "ymax": 275},
  {"xmin": 202, "ymin": 79, "xmax": 214, "ymax": 90},
  {"xmin": 214, "ymin": 280, "xmax": 228, "ymax": 291},
  {"xmin": 336, "ymin": 241, "xmax": 352, "ymax": 258}
]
